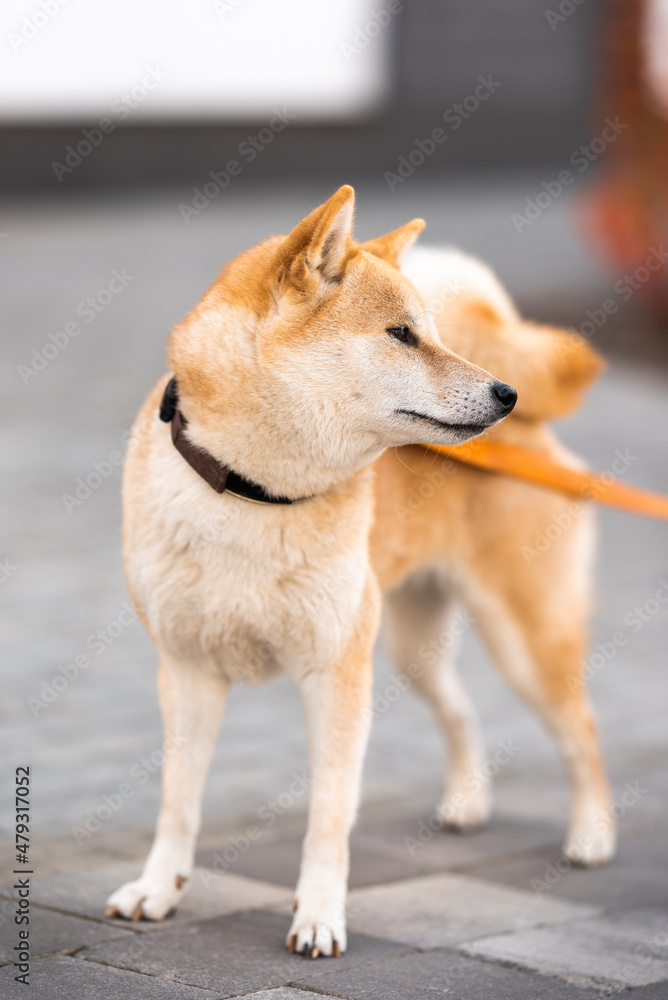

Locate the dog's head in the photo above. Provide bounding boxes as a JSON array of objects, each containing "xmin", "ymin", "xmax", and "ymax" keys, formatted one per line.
[
  {"xmin": 168, "ymin": 187, "xmax": 515, "ymax": 495},
  {"xmin": 403, "ymin": 246, "xmax": 604, "ymax": 425}
]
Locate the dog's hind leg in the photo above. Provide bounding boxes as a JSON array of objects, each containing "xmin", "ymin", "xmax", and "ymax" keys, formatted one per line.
[
  {"xmin": 105, "ymin": 656, "xmax": 228, "ymax": 920},
  {"xmin": 465, "ymin": 553, "xmax": 615, "ymax": 866},
  {"xmin": 383, "ymin": 574, "xmax": 491, "ymax": 831}
]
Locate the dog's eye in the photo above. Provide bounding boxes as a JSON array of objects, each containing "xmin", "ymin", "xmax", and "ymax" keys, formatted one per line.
[{"xmin": 387, "ymin": 324, "xmax": 417, "ymax": 346}]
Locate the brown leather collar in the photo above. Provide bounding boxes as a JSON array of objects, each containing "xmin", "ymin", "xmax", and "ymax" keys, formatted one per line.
[
  {"xmin": 159, "ymin": 377, "xmax": 308, "ymax": 504},
  {"xmin": 169, "ymin": 408, "xmax": 228, "ymax": 493}
]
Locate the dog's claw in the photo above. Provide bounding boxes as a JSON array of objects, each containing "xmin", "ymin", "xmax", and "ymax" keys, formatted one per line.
[
  {"xmin": 104, "ymin": 905, "xmax": 119, "ymax": 918},
  {"xmin": 288, "ymin": 934, "xmax": 297, "ymax": 954},
  {"xmin": 130, "ymin": 902, "xmax": 145, "ymax": 922},
  {"xmin": 333, "ymin": 939, "xmax": 341, "ymax": 958},
  {"xmin": 310, "ymin": 945, "xmax": 320, "ymax": 959}
]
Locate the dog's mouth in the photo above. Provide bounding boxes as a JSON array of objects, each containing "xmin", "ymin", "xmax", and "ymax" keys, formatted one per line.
[{"xmin": 395, "ymin": 409, "xmax": 489, "ymax": 436}]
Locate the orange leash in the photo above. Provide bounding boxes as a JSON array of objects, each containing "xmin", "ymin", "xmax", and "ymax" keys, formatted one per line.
[{"xmin": 424, "ymin": 438, "xmax": 668, "ymax": 521}]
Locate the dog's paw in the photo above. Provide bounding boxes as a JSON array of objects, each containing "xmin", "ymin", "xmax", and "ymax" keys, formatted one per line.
[
  {"xmin": 563, "ymin": 821, "xmax": 616, "ymax": 867},
  {"xmin": 105, "ymin": 872, "xmax": 188, "ymax": 922},
  {"xmin": 286, "ymin": 903, "xmax": 346, "ymax": 958},
  {"xmin": 438, "ymin": 784, "xmax": 492, "ymax": 832}
]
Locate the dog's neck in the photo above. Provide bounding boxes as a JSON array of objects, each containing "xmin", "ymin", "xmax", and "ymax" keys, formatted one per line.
[{"xmin": 160, "ymin": 377, "xmax": 384, "ymax": 504}]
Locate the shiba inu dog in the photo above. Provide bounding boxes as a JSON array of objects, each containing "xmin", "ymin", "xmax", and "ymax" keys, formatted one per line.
[{"xmin": 106, "ymin": 186, "xmax": 610, "ymax": 957}]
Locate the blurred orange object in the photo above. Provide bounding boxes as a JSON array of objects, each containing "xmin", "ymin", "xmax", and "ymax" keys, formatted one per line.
[{"xmin": 581, "ymin": 0, "xmax": 668, "ymax": 325}]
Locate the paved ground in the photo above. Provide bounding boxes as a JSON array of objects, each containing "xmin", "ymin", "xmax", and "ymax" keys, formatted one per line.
[{"xmin": 1, "ymin": 177, "xmax": 668, "ymax": 997}]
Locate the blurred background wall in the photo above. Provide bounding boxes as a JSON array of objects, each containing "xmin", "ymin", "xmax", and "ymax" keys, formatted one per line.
[
  {"xmin": 1, "ymin": 0, "xmax": 598, "ymax": 190},
  {"xmin": 3, "ymin": 0, "xmax": 667, "ymax": 352}
]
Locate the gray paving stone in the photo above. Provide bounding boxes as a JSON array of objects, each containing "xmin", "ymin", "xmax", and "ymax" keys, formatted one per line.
[
  {"xmin": 294, "ymin": 949, "xmax": 605, "ymax": 1000},
  {"xmin": 619, "ymin": 983, "xmax": 668, "ymax": 998},
  {"xmin": 344, "ymin": 872, "xmax": 597, "ymax": 949},
  {"xmin": 351, "ymin": 805, "xmax": 565, "ymax": 876},
  {"xmin": 191, "ymin": 786, "xmax": 612, "ymax": 893},
  {"xmin": 0, "ymin": 953, "xmax": 222, "ymax": 998},
  {"xmin": 195, "ymin": 789, "xmax": 568, "ymax": 896},
  {"xmin": 83, "ymin": 908, "xmax": 406, "ymax": 994},
  {"xmin": 0, "ymin": 901, "xmax": 132, "ymax": 962},
  {"xmin": 194, "ymin": 792, "xmax": 568, "ymax": 892},
  {"xmin": 463, "ymin": 905, "xmax": 668, "ymax": 989},
  {"xmin": 472, "ymin": 819, "xmax": 668, "ymax": 909},
  {"xmin": 9, "ymin": 862, "xmax": 291, "ymax": 932},
  {"xmin": 233, "ymin": 992, "xmax": 330, "ymax": 999},
  {"xmin": 197, "ymin": 824, "xmax": 427, "ymax": 890}
]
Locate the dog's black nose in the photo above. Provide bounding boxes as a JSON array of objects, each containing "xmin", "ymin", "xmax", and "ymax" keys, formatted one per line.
[{"xmin": 491, "ymin": 381, "xmax": 517, "ymax": 413}]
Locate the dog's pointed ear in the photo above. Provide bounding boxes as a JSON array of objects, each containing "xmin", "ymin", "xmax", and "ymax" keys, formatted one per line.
[
  {"xmin": 279, "ymin": 185, "xmax": 355, "ymax": 293},
  {"xmin": 360, "ymin": 218, "xmax": 426, "ymax": 269}
]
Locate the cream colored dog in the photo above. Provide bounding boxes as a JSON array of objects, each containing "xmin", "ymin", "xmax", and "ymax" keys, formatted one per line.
[{"xmin": 106, "ymin": 186, "xmax": 610, "ymax": 957}]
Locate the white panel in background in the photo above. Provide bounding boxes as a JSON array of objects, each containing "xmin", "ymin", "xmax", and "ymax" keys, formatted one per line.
[{"xmin": 0, "ymin": 0, "xmax": 392, "ymax": 123}]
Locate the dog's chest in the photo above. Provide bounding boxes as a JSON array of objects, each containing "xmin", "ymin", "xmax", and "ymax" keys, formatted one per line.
[{"xmin": 131, "ymin": 484, "xmax": 370, "ymax": 684}]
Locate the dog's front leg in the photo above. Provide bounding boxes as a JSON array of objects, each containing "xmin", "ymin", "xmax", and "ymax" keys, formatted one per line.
[
  {"xmin": 288, "ymin": 583, "xmax": 378, "ymax": 958},
  {"xmin": 106, "ymin": 656, "xmax": 228, "ymax": 921}
]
